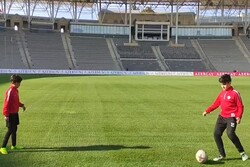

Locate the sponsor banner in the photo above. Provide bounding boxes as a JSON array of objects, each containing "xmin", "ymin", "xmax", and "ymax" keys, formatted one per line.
[
  {"xmin": 0, "ymin": 69, "xmax": 145, "ymax": 76},
  {"xmin": 145, "ymin": 71, "xmax": 193, "ymax": 76},
  {"xmin": 0, "ymin": 69, "xmax": 193, "ymax": 76},
  {"xmin": 3, "ymin": 69, "xmax": 250, "ymax": 77},
  {"xmin": 194, "ymin": 72, "xmax": 250, "ymax": 77}
]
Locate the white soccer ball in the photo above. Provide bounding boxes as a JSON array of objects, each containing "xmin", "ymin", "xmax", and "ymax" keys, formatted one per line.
[{"xmin": 195, "ymin": 149, "xmax": 208, "ymax": 164}]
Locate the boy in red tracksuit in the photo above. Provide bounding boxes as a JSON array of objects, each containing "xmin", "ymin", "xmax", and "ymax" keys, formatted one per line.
[
  {"xmin": 0, "ymin": 75, "xmax": 26, "ymax": 155},
  {"xmin": 203, "ymin": 74, "xmax": 248, "ymax": 161}
]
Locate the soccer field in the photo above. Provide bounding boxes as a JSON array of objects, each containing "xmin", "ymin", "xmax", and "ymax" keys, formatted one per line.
[{"xmin": 0, "ymin": 75, "xmax": 250, "ymax": 167}]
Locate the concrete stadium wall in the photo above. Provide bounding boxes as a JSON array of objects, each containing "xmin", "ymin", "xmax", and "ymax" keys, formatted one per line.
[
  {"xmin": 99, "ymin": 12, "xmax": 196, "ymax": 25},
  {"xmin": 4, "ymin": 15, "xmax": 69, "ymax": 31}
]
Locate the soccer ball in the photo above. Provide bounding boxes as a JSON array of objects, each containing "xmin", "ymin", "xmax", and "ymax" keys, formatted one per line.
[{"xmin": 195, "ymin": 149, "xmax": 208, "ymax": 164}]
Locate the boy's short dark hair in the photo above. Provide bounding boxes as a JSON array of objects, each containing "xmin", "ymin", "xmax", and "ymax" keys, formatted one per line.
[
  {"xmin": 10, "ymin": 74, "xmax": 23, "ymax": 83},
  {"xmin": 219, "ymin": 74, "xmax": 231, "ymax": 84}
]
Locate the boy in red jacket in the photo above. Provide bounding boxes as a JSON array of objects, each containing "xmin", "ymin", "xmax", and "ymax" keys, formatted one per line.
[
  {"xmin": 0, "ymin": 75, "xmax": 26, "ymax": 155},
  {"xmin": 203, "ymin": 74, "xmax": 248, "ymax": 161}
]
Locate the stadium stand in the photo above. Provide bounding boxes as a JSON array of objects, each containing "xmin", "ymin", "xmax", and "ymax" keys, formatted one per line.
[
  {"xmin": 138, "ymin": 41, "xmax": 167, "ymax": 47},
  {"xmin": 24, "ymin": 31, "xmax": 70, "ymax": 69},
  {"xmin": 70, "ymin": 36, "xmax": 119, "ymax": 70},
  {"xmin": 113, "ymin": 38, "xmax": 157, "ymax": 59},
  {"xmin": 0, "ymin": 19, "xmax": 5, "ymax": 30},
  {"xmin": 0, "ymin": 29, "xmax": 27, "ymax": 69},
  {"xmin": 113, "ymin": 39, "xmax": 166, "ymax": 58},
  {"xmin": 160, "ymin": 46, "xmax": 201, "ymax": 59},
  {"xmin": 112, "ymin": 38, "xmax": 163, "ymax": 71},
  {"xmin": 112, "ymin": 38, "xmax": 128, "ymax": 46},
  {"xmin": 116, "ymin": 45, "xmax": 156, "ymax": 59},
  {"xmin": 2, "ymin": 29, "xmax": 250, "ymax": 72},
  {"xmin": 160, "ymin": 39, "xmax": 201, "ymax": 59},
  {"xmin": 240, "ymin": 36, "xmax": 250, "ymax": 53},
  {"xmin": 166, "ymin": 60, "xmax": 208, "ymax": 71},
  {"xmin": 191, "ymin": 39, "xmax": 217, "ymax": 71},
  {"xmin": 121, "ymin": 60, "xmax": 162, "ymax": 71},
  {"xmin": 159, "ymin": 39, "xmax": 208, "ymax": 71},
  {"xmin": 198, "ymin": 39, "xmax": 250, "ymax": 72}
]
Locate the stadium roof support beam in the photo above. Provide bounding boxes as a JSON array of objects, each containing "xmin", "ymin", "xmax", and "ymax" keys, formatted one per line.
[
  {"xmin": 124, "ymin": 0, "xmax": 127, "ymax": 24},
  {"xmin": 53, "ymin": 0, "xmax": 60, "ymax": 20},
  {"xmin": 196, "ymin": 0, "xmax": 200, "ymax": 25},
  {"xmin": 50, "ymin": 0, "xmax": 55, "ymax": 21},
  {"xmin": 30, "ymin": 0, "xmax": 36, "ymax": 17},
  {"xmin": 7, "ymin": 0, "xmax": 12, "ymax": 14},
  {"xmin": 27, "ymin": 0, "xmax": 30, "ymax": 29},
  {"xmin": 243, "ymin": 0, "xmax": 249, "ymax": 33},
  {"xmin": 73, "ymin": 1, "xmax": 77, "ymax": 21},
  {"xmin": 170, "ymin": 0, "xmax": 173, "ymax": 26},
  {"xmin": 175, "ymin": 0, "xmax": 179, "ymax": 44},
  {"xmin": 3, "ymin": 0, "xmax": 6, "ymax": 26},
  {"xmin": 77, "ymin": 2, "xmax": 85, "ymax": 20},
  {"xmin": 2, "ymin": 0, "xmax": 250, "ymax": 28},
  {"xmin": 128, "ymin": 0, "xmax": 132, "ymax": 43},
  {"xmin": 99, "ymin": 0, "xmax": 101, "ymax": 19},
  {"xmin": 221, "ymin": 0, "xmax": 224, "ymax": 25}
]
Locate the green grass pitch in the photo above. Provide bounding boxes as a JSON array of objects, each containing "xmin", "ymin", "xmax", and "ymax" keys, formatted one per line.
[{"xmin": 0, "ymin": 75, "xmax": 250, "ymax": 167}]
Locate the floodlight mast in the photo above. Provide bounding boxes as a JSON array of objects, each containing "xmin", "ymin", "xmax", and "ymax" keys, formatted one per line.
[
  {"xmin": 28, "ymin": 0, "xmax": 30, "ymax": 29},
  {"xmin": 129, "ymin": 0, "xmax": 132, "ymax": 43},
  {"xmin": 4, "ymin": 0, "xmax": 6, "ymax": 27},
  {"xmin": 244, "ymin": 1, "xmax": 249, "ymax": 33},
  {"xmin": 175, "ymin": 0, "xmax": 178, "ymax": 45},
  {"xmin": 221, "ymin": 0, "xmax": 224, "ymax": 25},
  {"xmin": 125, "ymin": 1, "xmax": 128, "ymax": 25},
  {"xmin": 197, "ymin": 0, "xmax": 200, "ymax": 25}
]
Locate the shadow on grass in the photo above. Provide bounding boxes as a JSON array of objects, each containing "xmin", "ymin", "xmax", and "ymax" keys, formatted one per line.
[
  {"xmin": 204, "ymin": 157, "xmax": 242, "ymax": 165},
  {"xmin": 224, "ymin": 157, "xmax": 242, "ymax": 161},
  {"xmin": 15, "ymin": 145, "xmax": 151, "ymax": 153},
  {"xmin": 204, "ymin": 160, "xmax": 225, "ymax": 165}
]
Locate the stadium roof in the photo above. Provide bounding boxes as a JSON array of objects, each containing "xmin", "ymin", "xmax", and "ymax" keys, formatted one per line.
[
  {"xmin": 73, "ymin": 0, "xmax": 248, "ymax": 9},
  {"xmin": 74, "ymin": 0, "xmax": 247, "ymax": 7},
  {"xmin": 1, "ymin": 0, "xmax": 250, "ymax": 21},
  {"xmin": 20, "ymin": 0, "xmax": 248, "ymax": 7}
]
